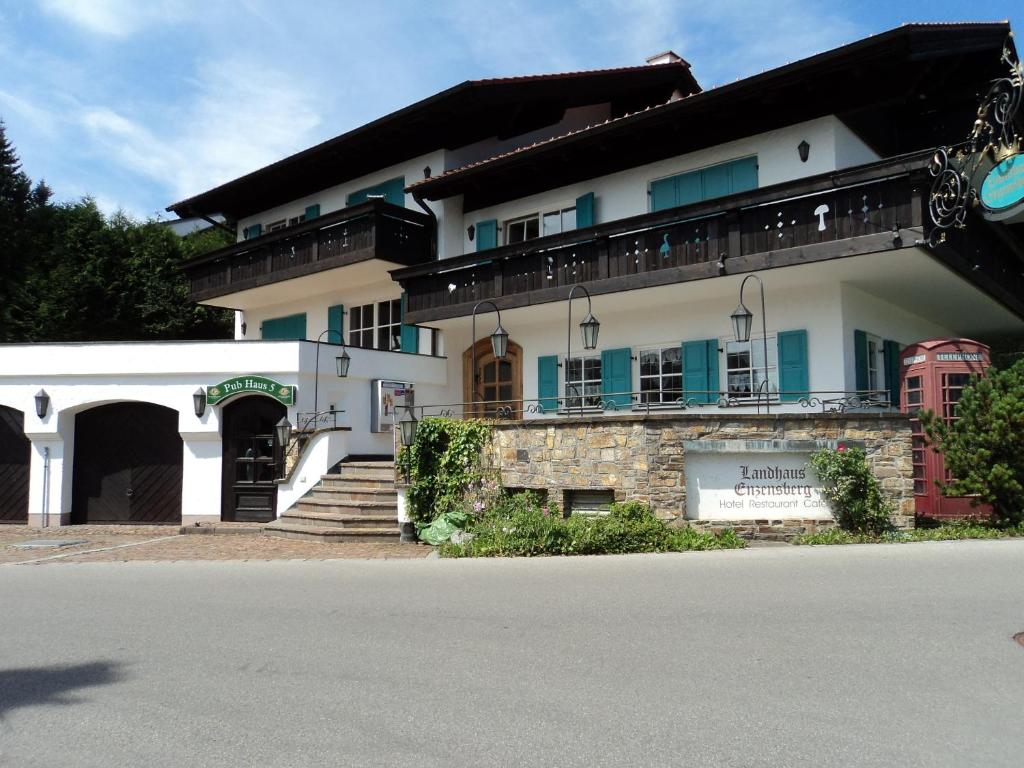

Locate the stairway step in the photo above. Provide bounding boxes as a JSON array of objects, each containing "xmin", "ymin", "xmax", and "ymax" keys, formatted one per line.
[
  {"xmin": 341, "ymin": 460, "xmax": 395, "ymax": 468},
  {"xmin": 264, "ymin": 522, "xmax": 399, "ymax": 543},
  {"xmin": 334, "ymin": 466, "xmax": 395, "ymax": 480},
  {"xmin": 321, "ymin": 473, "xmax": 394, "ymax": 488},
  {"xmin": 296, "ymin": 497, "xmax": 395, "ymax": 512},
  {"xmin": 310, "ymin": 487, "xmax": 397, "ymax": 503},
  {"xmin": 280, "ymin": 509, "xmax": 396, "ymax": 528}
]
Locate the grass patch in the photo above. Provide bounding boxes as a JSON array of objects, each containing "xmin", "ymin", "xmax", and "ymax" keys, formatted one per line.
[
  {"xmin": 792, "ymin": 521, "xmax": 1024, "ymax": 545},
  {"xmin": 439, "ymin": 497, "xmax": 745, "ymax": 558}
]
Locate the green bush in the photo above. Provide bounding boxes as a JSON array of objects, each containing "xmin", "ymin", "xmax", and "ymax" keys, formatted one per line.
[
  {"xmin": 793, "ymin": 520, "xmax": 1024, "ymax": 545},
  {"xmin": 440, "ymin": 494, "xmax": 745, "ymax": 557},
  {"xmin": 920, "ymin": 359, "xmax": 1024, "ymax": 526},
  {"xmin": 809, "ymin": 447, "xmax": 892, "ymax": 535},
  {"xmin": 396, "ymin": 417, "xmax": 492, "ymax": 526}
]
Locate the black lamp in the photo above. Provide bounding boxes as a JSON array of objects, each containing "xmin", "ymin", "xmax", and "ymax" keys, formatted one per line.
[
  {"xmin": 580, "ymin": 311, "xmax": 600, "ymax": 350},
  {"xmin": 490, "ymin": 322, "xmax": 509, "ymax": 360},
  {"xmin": 275, "ymin": 417, "xmax": 292, "ymax": 449},
  {"xmin": 798, "ymin": 140, "xmax": 810, "ymax": 163},
  {"xmin": 34, "ymin": 389, "xmax": 50, "ymax": 419},
  {"xmin": 399, "ymin": 407, "xmax": 418, "ymax": 447},
  {"xmin": 336, "ymin": 348, "xmax": 351, "ymax": 377},
  {"xmin": 730, "ymin": 302, "xmax": 754, "ymax": 343},
  {"xmin": 193, "ymin": 387, "xmax": 207, "ymax": 418}
]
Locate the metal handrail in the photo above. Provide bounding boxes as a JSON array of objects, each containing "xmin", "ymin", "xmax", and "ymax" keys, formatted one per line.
[{"xmin": 407, "ymin": 390, "xmax": 895, "ymax": 420}]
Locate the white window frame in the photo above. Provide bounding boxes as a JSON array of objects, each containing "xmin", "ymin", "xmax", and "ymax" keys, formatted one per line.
[
  {"xmin": 636, "ymin": 344, "xmax": 683, "ymax": 407},
  {"xmin": 265, "ymin": 219, "xmax": 287, "ymax": 233},
  {"xmin": 866, "ymin": 333, "xmax": 884, "ymax": 393},
  {"xmin": 563, "ymin": 353, "xmax": 603, "ymax": 411},
  {"xmin": 504, "ymin": 204, "xmax": 577, "ymax": 245},
  {"xmin": 349, "ymin": 299, "xmax": 402, "ymax": 351},
  {"xmin": 724, "ymin": 335, "xmax": 779, "ymax": 402}
]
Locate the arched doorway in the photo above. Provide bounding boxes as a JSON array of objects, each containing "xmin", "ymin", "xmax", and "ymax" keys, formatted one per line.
[
  {"xmin": 221, "ymin": 396, "xmax": 286, "ymax": 522},
  {"xmin": 462, "ymin": 339, "xmax": 523, "ymax": 417},
  {"xmin": 71, "ymin": 403, "xmax": 183, "ymax": 524},
  {"xmin": 0, "ymin": 406, "xmax": 30, "ymax": 524}
]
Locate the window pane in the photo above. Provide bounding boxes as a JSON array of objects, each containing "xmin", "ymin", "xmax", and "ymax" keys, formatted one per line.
[
  {"xmin": 378, "ymin": 301, "xmax": 391, "ymax": 325},
  {"xmin": 543, "ymin": 212, "xmax": 561, "ymax": 237},
  {"xmin": 562, "ymin": 207, "xmax": 576, "ymax": 232},
  {"xmin": 499, "ymin": 385, "xmax": 512, "ymax": 401},
  {"xmin": 499, "ymin": 360, "xmax": 512, "ymax": 380},
  {"xmin": 640, "ymin": 350, "xmax": 659, "ymax": 376},
  {"xmin": 483, "ymin": 362, "xmax": 496, "ymax": 383},
  {"xmin": 661, "ymin": 347, "xmax": 681, "ymax": 374},
  {"xmin": 525, "ymin": 218, "xmax": 539, "ymax": 240},
  {"xmin": 350, "ymin": 305, "xmax": 361, "ymax": 329},
  {"xmin": 508, "ymin": 221, "xmax": 524, "ymax": 244}
]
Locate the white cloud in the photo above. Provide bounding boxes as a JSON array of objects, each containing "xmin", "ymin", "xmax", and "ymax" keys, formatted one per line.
[{"xmin": 38, "ymin": 0, "xmax": 190, "ymax": 37}]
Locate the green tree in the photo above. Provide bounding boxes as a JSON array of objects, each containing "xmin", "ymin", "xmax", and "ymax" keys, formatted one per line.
[{"xmin": 921, "ymin": 359, "xmax": 1024, "ymax": 526}]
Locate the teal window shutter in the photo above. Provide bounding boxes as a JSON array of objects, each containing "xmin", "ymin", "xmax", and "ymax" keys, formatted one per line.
[
  {"xmin": 537, "ymin": 356, "xmax": 559, "ymax": 412},
  {"xmin": 399, "ymin": 293, "xmax": 419, "ymax": 354},
  {"xmin": 730, "ymin": 156, "xmax": 759, "ymax": 193},
  {"xmin": 600, "ymin": 348, "xmax": 633, "ymax": 408},
  {"xmin": 305, "ymin": 204, "xmax": 320, "ymax": 220},
  {"xmin": 777, "ymin": 330, "xmax": 809, "ymax": 402},
  {"xmin": 883, "ymin": 340, "xmax": 901, "ymax": 406},
  {"xmin": 261, "ymin": 313, "xmax": 307, "ymax": 340},
  {"xmin": 854, "ymin": 330, "xmax": 869, "ymax": 392},
  {"xmin": 327, "ymin": 304, "xmax": 344, "ymax": 344},
  {"xmin": 683, "ymin": 339, "xmax": 718, "ymax": 404},
  {"xmin": 701, "ymin": 163, "xmax": 732, "ymax": 200},
  {"xmin": 575, "ymin": 192, "xmax": 595, "ymax": 228},
  {"xmin": 676, "ymin": 170, "xmax": 702, "ymax": 206},
  {"xmin": 476, "ymin": 219, "xmax": 498, "ymax": 251},
  {"xmin": 346, "ymin": 176, "xmax": 405, "ymax": 207},
  {"xmin": 650, "ymin": 177, "xmax": 677, "ymax": 212}
]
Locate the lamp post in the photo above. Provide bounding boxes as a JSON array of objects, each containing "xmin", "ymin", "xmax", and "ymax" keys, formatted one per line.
[
  {"xmin": 469, "ymin": 300, "xmax": 509, "ymax": 414},
  {"xmin": 729, "ymin": 274, "xmax": 770, "ymax": 413},
  {"xmin": 565, "ymin": 285, "xmax": 600, "ymax": 412},
  {"xmin": 312, "ymin": 328, "xmax": 350, "ymax": 429}
]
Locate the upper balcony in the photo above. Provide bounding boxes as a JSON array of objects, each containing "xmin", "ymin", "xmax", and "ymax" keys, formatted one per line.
[
  {"xmin": 394, "ymin": 153, "xmax": 1024, "ymax": 325},
  {"xmin": 183, "ymin": 200, "xmax": 433, "ymax": 303}
]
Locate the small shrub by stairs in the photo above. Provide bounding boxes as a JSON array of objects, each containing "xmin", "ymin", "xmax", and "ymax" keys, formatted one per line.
[{"xmin": 264, "ymin": 459, "xmax": 399, "ymax": 543}]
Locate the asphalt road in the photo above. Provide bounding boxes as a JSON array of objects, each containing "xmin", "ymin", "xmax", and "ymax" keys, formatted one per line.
[{"xmin": 1, "ymin": 541, "xmax": 1023, "ymax": 767}]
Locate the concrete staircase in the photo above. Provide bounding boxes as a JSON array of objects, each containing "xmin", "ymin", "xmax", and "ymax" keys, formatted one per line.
[{"xmin": 264, "ymin": 459, "xmax": 399, "ymax": 543}]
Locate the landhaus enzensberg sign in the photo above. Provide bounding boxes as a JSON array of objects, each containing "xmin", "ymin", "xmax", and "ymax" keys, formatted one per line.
[
  {"xmin": 206, "ymin": 375, "xmax": 295, "ymax": 406},
  {"xmin": 684, "ymin": 440, "xmax": 837, "ymax": 521}
]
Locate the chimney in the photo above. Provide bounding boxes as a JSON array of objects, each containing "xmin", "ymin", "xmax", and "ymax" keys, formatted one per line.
[{"xmin": 646, "ymin": 50, "xmax": 689, "ymax": 67}]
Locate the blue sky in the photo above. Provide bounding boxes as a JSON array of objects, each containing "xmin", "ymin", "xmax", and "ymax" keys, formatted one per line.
[{"xmin": 1, "ymin": 1, "xmax": 1021, "ymax": 220}]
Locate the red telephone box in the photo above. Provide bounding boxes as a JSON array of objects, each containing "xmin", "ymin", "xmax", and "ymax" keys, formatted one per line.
[{"xmin": 900, "ymin": 338, "xmax": 991, "ymax": 520}]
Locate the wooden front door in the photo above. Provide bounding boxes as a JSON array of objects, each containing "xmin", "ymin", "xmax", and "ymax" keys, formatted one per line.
[
  {"xmin": 463, "ymin": 339, "xmax": 523, "ymax": 417},
  {"xmin": 221, "ymin": 396, "xmax": 286, "ymax": 522},
  {"xmin": 0, "ymin": 406, "xmax": 29, "ymax": 524},
  {"xmin": 71, "ymin": 403, "xmax": 183, "ymax": 524}
]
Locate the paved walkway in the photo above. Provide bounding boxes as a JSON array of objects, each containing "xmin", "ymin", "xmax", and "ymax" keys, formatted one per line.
[{"xmin": 0, "ymin": 526, "xmax": 431, "ymax": 564}]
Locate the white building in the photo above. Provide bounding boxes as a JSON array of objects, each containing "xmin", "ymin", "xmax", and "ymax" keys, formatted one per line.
[{"xmin": 1, "ymin": 22, "xmax": 1021, "ymax": 532}]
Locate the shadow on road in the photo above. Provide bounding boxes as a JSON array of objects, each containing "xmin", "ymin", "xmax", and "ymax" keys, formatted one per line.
[{"xmin": 0, "ymin": 661, "xmax": 126, "ymax": 717}]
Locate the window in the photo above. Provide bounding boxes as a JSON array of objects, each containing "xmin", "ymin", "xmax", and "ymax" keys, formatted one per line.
[
  {"xmin": 505, "ymin": 205, "xmax": 577, "ymax": 245},
  {"xmin": 866, "ymin": 334, "xmax": 883, "ymax": 392},
  {"xmin": 726, "ymin": 337, "xmax": 778, "ymax": 399},
  {"xmin": 566, "ymin": 489, "xmax": 615, "ymax": 516},
  {"xmin": 942, "ymin": 373, "xmax": 971, "ymax": 421},
  {"xmin": 565, "ymin": 354, "xmax": 602, "ymax": 409},
  {"xmin": 650, "ymin": 156, "xmax": 759, "ymax": 212},
  {"xmin": 287, "ymin": 214, "xmax": 306, "ymax": 227},
  {"xmin": 266, "ymin": 219, "xmax": 287, "ymax": 233},
  {"xmin": 349, "ymin": 300, "xmax": 402, "ymax": 351},
  {"xmin": 638, "ymin": 346, "xmax": 682, "ymax": 404},
  {"xmin": 906, "ymin": 375, "xmax": 927, "ymax": 495}
]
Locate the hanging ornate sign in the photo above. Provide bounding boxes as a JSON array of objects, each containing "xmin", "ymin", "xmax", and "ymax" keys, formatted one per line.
[
  {"xmin": 928, "ymin": 35, "xmax": 1023, "ymax": 245},
  {"xmin": 206, "ymin": 376, "xmax": 296, "ymax": 406}
]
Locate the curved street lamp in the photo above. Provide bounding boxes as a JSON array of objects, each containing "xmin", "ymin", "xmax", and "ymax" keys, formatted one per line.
[
  {"xmin": 565, "ymin": 285, "xmax": 600, "ymax": 411},
  {"xmin": 730, "ymin": 274, "xmax": 770, "ymax": 413},
  {"xmin": 470, "ymin": 299, "xmax": 509, "ymax": 413},
  {"xmin": 313, "ymin": 327, "xmax": 351, "ymax": 428}
]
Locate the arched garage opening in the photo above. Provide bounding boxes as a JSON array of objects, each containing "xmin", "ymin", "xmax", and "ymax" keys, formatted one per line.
[
  {"xmin": 0, "ymin": 405, "xmax": 30, "ymax": 524},
  {"xmin": 71, "ymin": 402, "xmax": 183, "ymax": 525}
]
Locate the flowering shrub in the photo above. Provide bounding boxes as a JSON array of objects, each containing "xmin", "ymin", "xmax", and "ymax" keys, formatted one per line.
[{"xmin": 809, "ymin": 447, "xmax": 893, "ymax": 535}]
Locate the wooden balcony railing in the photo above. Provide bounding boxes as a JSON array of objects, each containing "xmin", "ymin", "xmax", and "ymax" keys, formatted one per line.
[
  {"xmin": 398, "ymin": 154, "xmax": 944, "ymax": 322},
  {"xmin": 184, "ymin": 200, "xmax": 433, "ymax": 302}
]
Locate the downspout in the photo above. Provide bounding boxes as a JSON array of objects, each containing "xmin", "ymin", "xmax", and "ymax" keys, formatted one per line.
[
  {"xmin": 42, "ymin": 446, "xmax": 50, "ymax": 528},
  {"xmin": 412, "ymin": 191, "xmax": 438, "ymax": 261}
]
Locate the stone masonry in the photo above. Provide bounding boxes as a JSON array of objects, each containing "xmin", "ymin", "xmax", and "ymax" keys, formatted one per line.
[{"xmin": 488, "ymin": 413, "xmax": 915, "ymax": 531}]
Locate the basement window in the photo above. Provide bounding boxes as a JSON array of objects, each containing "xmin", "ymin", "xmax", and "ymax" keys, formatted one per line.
[{"xmin": 566, "ymin": 489, "xmax": 615, "ymax": 516}]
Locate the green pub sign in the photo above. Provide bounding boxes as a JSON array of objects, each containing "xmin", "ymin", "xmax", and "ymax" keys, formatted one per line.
[{"xmin": 206, "ymin": 376, "xmax": 296, "ymax": 406}]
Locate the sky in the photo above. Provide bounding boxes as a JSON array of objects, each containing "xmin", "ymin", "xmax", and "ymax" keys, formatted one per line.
[{"xmin": 0, "ymin": 0, "xmax": 1021, "ymax": 221}]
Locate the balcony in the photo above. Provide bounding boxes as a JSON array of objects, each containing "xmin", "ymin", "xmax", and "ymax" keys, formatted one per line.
[
  {"xmin": 183, "ymin": 200, "xmax": 433, "ymax": 302},
  {"xmin": 396, "ymin": 153, "xmax": 1024, "ymax": 325}
]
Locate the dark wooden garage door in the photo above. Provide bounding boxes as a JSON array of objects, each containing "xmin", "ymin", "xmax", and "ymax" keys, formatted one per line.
[
  {"xmin": 0, "ymin": 406, "xmax": 30, "ymax": 524},
  {"xmin": 72, "ymin": 403, "xmax": 183, "ymax": 525}
]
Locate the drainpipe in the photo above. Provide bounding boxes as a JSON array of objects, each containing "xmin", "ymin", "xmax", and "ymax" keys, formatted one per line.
[
  {"xmin": 412, "ymin": 191, "xmax": 438, "ymax": 261},
  {"xmin": 42, "ymin": 446, "xmax": 50, "ymax": 528}
]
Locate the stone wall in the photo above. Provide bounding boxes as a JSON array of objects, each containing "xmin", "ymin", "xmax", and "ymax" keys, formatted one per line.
[{"xmin": 488, "ymin": 413, "xmax": 914, "ymax": 530}]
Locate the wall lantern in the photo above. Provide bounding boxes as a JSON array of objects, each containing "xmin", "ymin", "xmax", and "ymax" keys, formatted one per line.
[
  {"xmin": 193, "ymin": 387, "xmax": 207, "ymax": 418},
  {"xmin": 466, "ymin": 223, "xmax": 475, "ymax": 242},
  {"xmin": 399, "ymin": 407, "xmax": 418, "ymax": 447},
  {"xmin": 490, "ymin": 322, "xmax": 509, "ymax": 360},
  {"xmin": 730, "ymin": 301, "xmax": 754, "ymax": 343},
  {"xmin": 423, "ymin": 165, "xmax": 432, "ymax": 178},
  {"xmin": 34, "ymin": 389, "xmax": 50, "ymax": 419},
  {"xmin": 798, "ymin": 140, "xmax": 810, "ymax": 163},
  {"xmin": 580, "ymin": 311, "xmax": 600, "ymax": 350},
  {"xmin": 275, "ymin": 417, "xmax": 292, "ymax": 449},
  {"xmin": 336, "ymin": 349, "xmax": 351, "ymax": 378}
]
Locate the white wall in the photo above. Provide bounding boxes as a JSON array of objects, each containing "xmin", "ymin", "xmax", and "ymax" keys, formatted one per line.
[{"xmin": 454, "ymin": 115, "xmax": 880, "ymax": 257}]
